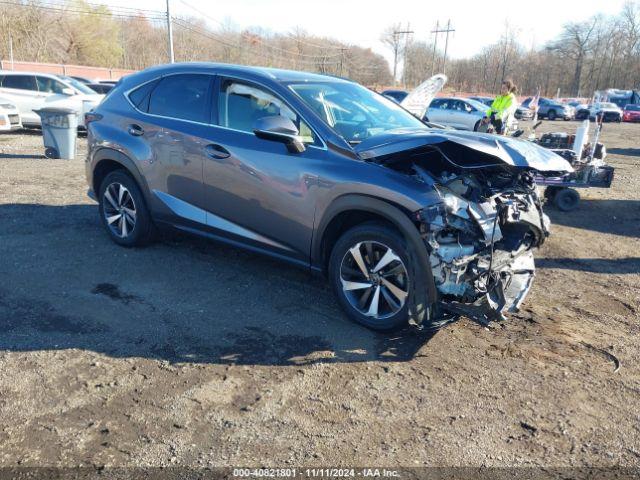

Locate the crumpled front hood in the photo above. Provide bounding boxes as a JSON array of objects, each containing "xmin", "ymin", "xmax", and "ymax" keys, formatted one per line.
[{"xmin": 355, "ymin": 128, "xmax": 573, "ymax": 173}]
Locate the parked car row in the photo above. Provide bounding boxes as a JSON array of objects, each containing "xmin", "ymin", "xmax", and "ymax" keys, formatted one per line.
[
  {"xmin": 0, "ymin": 71, "xmax": 106, "ymax": 127},
  {"xmin": 384, "ymin": 86, "xmax": 639, "ymax": 128}
]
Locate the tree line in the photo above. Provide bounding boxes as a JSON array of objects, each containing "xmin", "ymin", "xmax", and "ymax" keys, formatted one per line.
[
  {"xmin": 0, "ymin": 0, "xmax": 392, "ymax": 86},
  {"xmin": 398, "ymin": 1, "xmax": 640, "ymax": 97},
  {"xmin": 1, "ymin": 0, "xmax": 639, "ymax": 97}
]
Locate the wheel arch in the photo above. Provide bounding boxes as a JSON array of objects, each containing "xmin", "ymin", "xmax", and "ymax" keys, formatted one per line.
[
  {"xmin": 92, "ymin": 148, "xmax": 151, "ymax": 203},
  {"xmin": 312, "ymin": 194, "xmax": 437, "ymax": 305}
]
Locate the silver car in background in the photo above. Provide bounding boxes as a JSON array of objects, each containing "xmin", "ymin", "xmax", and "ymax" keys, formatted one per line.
[{"xmin": 424, "ymin": 97, "xmax": 489, "ymax": 131}]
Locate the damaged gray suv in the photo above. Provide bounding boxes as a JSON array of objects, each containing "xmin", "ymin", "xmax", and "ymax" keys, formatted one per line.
[{"xmin": 86, "ymin": 63, "xmax": 572, "ymax": 331}]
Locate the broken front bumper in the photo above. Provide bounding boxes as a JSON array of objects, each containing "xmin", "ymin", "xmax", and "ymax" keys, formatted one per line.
[
  {"xmin": 421, "ymin": 190, "xmax": 546, "ymax": 326},
  {"xmin": 442, "ymin": 249, "xmax": 535, "ymax": 325}
]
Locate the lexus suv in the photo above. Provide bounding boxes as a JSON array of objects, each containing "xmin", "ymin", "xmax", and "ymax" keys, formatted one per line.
[{"xmin": 86, "ymin": 63, "xmax": 571, "ymax": 331}]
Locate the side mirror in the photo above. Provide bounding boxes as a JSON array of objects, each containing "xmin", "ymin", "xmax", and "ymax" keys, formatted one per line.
[
  {"xmin": 62, "ymin": 87, "xmax": 75, "ymax": 96},
  {"xmin": 253, "ymin": 116, "xmax": 306, "ymax": 153}
]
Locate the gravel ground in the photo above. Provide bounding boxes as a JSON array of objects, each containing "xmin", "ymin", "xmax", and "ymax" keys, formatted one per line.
[{"xmin": 0, "ymin": 121, "xmax": 638, "ymax": 471}]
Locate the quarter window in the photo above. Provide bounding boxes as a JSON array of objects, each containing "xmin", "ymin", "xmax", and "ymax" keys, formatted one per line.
[
  {"xmin": 2, "ymin": 75, "xmax": 37, "ymax": 91},
  {"xmin": 147, "ymin": 74, "xmax": 211, "ymax": 123},
  {"xmin": 219, "ymin": 81, "xmax": 315, "ymax": 144},
  {"xmin": 128, "ymin": 79, "xmax": 159, "ymax": 112}
]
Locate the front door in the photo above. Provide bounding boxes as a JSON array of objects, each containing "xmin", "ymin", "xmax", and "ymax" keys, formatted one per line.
[{"xmin": 201, "ymin": 78, "xmax": 325, "ymax": 263}]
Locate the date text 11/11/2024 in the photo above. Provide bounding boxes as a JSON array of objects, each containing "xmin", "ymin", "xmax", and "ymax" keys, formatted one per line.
[{"xmin": 233, "ymin": 468, "xmax": 400, "ymax": 478}]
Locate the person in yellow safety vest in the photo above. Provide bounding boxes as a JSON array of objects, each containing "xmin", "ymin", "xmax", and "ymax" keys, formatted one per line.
[{"xmin": 486, "ymin": 80, "xmax": 518, "ymax": 135}]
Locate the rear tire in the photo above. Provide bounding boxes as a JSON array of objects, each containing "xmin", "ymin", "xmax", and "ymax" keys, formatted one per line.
[
  {"xmin": 328, "ymin": 222, "xmax": 427, "ymax": 332},
  {"xmin": 98, "ymin": 170, "xmax": 155, "ymax": 247},
  {"xmin": 473, "ymin": 120, "xmax": 481, "ymax": 131}
]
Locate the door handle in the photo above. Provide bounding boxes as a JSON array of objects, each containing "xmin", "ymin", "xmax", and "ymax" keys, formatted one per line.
[
  {"xmin": 128, "ymin": 124, "xmax": 144, "ymax": 136},
  {"xmin": 204, "ymin": 144, "xmax": 231, "ymax": 159}
]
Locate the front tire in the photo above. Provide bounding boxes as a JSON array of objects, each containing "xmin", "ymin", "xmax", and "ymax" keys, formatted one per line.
[
  {"xmin": 98, "ymin": 170, "xmax": 155, "ymax": 247},
  {"xmin": 328, "ymin": 223, "xmax": 426, "ymax": 331}
]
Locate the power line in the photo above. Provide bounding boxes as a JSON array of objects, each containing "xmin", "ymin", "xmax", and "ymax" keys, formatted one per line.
[
  {"xmin": 172, "ymin": 19, "xmax": 341, "ymax": 67},
  {"xmin": 0, "ymin": 0, "xmax": 166, "ymax": 21},
  {"xmin": 286, "ymin": 32, "xmax": 343, "ymax": 51},
  {"xmin": 39, "ymin": 0, "xmax": 165, "ymax": 16},
  {"xmin": 176, "ymin": 0, "xmax": 342, "ymax": 59}
]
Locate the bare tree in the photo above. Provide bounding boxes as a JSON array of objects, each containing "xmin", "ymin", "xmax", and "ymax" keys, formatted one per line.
[{"xmin": 380, "ymin": 23, "xmax": 404, "ymax": 83}]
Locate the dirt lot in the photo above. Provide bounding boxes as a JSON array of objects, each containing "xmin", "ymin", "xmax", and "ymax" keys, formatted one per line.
[{"xmin": 0, "ymin": 121, "xmax": 638, "ymax": 471}]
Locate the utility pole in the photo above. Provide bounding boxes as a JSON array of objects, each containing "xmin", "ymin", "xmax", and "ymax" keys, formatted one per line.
[
  {"xmin": 401, "ymin": 23, "xmax": 413, "ymax": 87},
  {"xmin": 339, "ymin": 47, "xmax": 347, "ymax": 77},
  {"xmin": 442, "ymin": 19, "xmax": 454, "ymax": 74},
  {"xmin": 432, "ymin": 20, "xmax": 455, "ymax": 74},
  {"xmin": 393, "ymin": 27, "xmax": 413, "ymax": 85},
  {"xmin": 166, "ymin": 0, "xmax": 175, "ymax": 63},
  {"xmin": 9, "ymin": 34, "xmax": 14, "ymax": 70},
  {"xmin": 431, "ymin": 20, "xmax": 439, "ymax": 75}
]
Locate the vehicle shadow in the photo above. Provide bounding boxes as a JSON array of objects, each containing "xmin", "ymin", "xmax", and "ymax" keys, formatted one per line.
[
  {"xmin": 0, "ymin": 153, "xmax": 45, "ymax": 159},
  {"xmin": 608, "ymin": 147, "xmax": 640, "ymax": 157},
  {"xmin": 545, "ymin": 199, "xmax": 640, "ymax": 238},
  {"xmin": 537, "ymin": 257, "xmax": 640, "ymax": 274},
  {"xmin": 0, "ymin": 203, "xmax": 437, "ymax": 366}
]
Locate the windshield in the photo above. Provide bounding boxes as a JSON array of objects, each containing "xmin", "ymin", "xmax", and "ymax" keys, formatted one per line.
[
  {"xmin": 600, "ymin": 102, "xmax": 617, "ymax": 109},
  {"xmin": 58, "ymin": 76, "xmax": 97, "ymax": 95},
  {"xmin": 625, "ymin": 104, "xmax": 640, "ymax": 111},
  {"xmin": 289, "ymin": 82, "xmax": 426, "ymax": 143}
]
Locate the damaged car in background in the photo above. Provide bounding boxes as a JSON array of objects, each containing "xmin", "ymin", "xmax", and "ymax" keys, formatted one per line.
[{"xmin": 86, "ymin": 64, "xmax": 572, "ymax": 332}]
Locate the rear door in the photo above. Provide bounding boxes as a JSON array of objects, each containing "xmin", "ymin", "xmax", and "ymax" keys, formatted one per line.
[
  {"xmin": 0, "ymin": 74, "xmax": 41, "ymax": 124},
  {"xmin": 132, "ymin": 73, "xmax": 214, "ymax": 222},
  {"xmin": 449, "ymin": 100, "xmax": 471, "ymax": 129}
]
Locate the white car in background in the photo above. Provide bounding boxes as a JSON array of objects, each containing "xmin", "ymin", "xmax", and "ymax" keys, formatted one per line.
[
  {"xmin": 0, "ymin": 96, "xmax": 22, "ymax": 131},
  {"xmin": 589, "ymin": 102, "xmax": 623, "ymax": 122},
  {"xmin": 0, "ymin": 71, "xmax": 104, "ymax": 127}
]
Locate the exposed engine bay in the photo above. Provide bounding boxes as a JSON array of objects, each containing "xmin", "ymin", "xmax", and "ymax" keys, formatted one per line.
[
  {"xmin": 356, "ymin": 130, "xmax": 570, "ymax": 326},
  {"xmin": 414, "ymin": 163, "xmax": 548, "ymax": 325}
]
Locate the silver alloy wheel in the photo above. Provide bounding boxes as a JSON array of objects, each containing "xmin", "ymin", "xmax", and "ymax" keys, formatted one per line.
[
  {"xmin": 339, "ymin": 241, "xmax": 409, "ymax": 319},
  {"xmin": 103, "ymin": 182, "xmax": 137, "ymax": 238}
]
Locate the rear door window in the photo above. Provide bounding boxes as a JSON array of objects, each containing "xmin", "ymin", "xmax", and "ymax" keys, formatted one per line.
[
  {"xmin": 147, "ymin": 74, "xmax": 211, "ymax": 123},
  {"xmin": 2, "ymin": 75, "xmax": 37, "ymax": 91}
]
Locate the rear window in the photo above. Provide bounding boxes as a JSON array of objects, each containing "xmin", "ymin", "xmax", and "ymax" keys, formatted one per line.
[
  {"xmin": 148, "ymin": 74, "xmax": 211, "ymax": 123},
  {"xmin": 2, "ymin": 74, "xmax": 37, "ymax": 91}
]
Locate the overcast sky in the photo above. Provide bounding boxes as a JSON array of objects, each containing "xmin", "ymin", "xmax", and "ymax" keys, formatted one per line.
[{"xmin": 110, "ymin": 0, "xmax": 629, "ymax": 65}]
